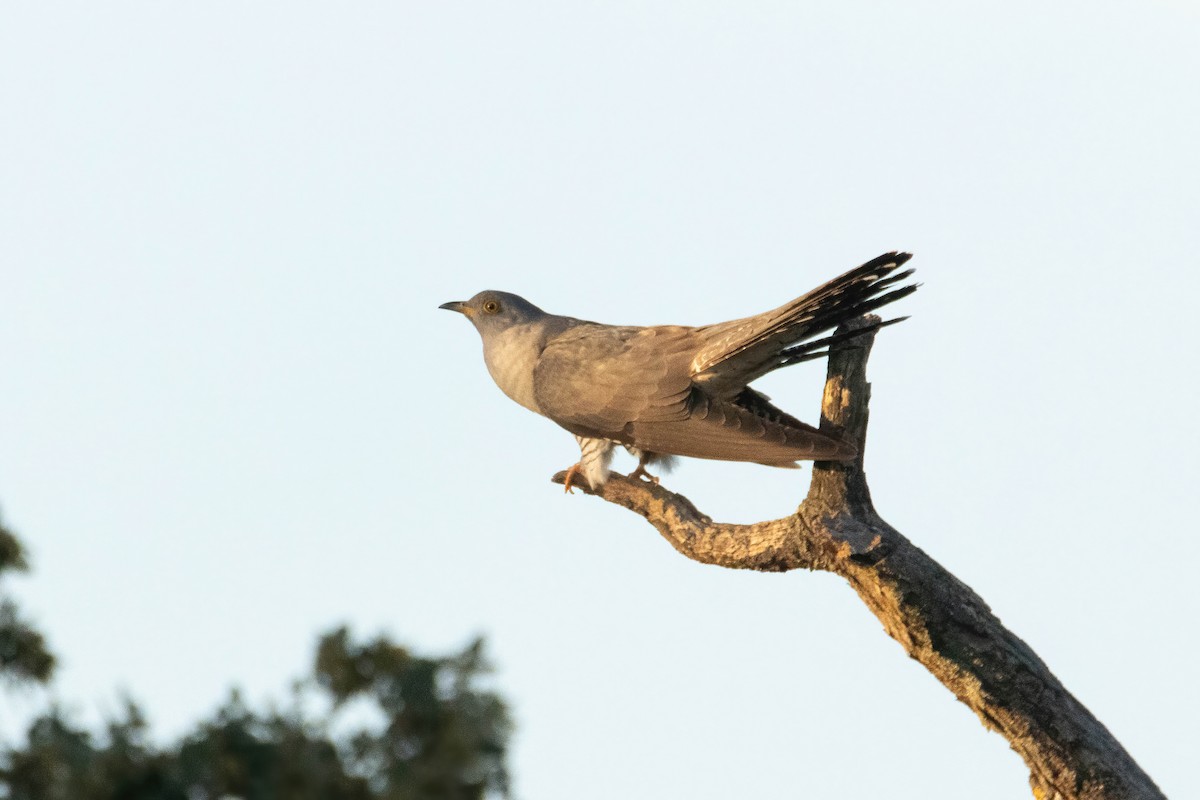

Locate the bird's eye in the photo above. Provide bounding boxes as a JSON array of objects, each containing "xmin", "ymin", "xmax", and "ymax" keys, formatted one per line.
[{"xmin": 482, "ymin": 300, "xmax": 501, "ymax": 314}]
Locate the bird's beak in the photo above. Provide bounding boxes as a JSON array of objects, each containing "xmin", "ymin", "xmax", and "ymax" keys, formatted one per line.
[{"xmin": 439, "ymin": 301, "xmax": 467, "ymax": 315}]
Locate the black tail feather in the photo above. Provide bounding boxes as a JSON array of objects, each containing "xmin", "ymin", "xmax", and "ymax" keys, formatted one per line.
[{"xmin": 777, "ymin": 314, "xmax": 909, "ymax": 367}]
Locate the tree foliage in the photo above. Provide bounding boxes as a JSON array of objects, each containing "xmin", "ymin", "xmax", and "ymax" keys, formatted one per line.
[
  {"xmin": 2, "ymin": 630, "xmax": 510, "ymax": 800},
  {"xmin": 0, "ymin": 518, "xmax": 511, "ymax": 800},
  {"xmin": 0, "ymin": 514, "xmax": 55, "ymax": 686}
]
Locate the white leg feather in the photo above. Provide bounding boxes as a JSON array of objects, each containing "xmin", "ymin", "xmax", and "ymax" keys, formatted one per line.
[{"xmin": 574, "ymin": 436, "xmax": 616, "ymax": 487}]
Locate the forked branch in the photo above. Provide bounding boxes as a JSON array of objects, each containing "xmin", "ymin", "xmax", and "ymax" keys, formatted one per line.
[{"xmin": 552, "ymin": 317, "xmax": 1162, "ymax": 800}]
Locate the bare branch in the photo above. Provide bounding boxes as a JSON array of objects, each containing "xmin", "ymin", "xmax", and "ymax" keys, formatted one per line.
[{"xmin": 551, "ymin": 316, "xmax": 1163, "ymax": 800}]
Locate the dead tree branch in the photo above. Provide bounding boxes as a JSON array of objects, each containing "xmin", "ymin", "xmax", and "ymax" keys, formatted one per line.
[{"xmin": 552, "ymin": 316, "xmax": 1163, "ymax": 800}]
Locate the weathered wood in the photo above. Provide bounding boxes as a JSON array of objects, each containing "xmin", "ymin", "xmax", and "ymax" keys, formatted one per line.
[{"xmin": 552, "ymin": 316, "xmax": 1162, "ymax": 800}]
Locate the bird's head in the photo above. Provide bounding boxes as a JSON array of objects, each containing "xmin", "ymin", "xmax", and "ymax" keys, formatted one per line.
[{"xmin": 438, "ymin": 290, "xmax": 547, "ymax": 339}]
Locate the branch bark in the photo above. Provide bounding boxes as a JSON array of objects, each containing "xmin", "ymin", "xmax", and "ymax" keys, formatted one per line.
[{"xmin": 552, "ymin": 316, "xmax": 1163, "ymax": 800}]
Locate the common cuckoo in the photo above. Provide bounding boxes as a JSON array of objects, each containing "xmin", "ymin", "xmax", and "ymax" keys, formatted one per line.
[{"xmin": 440, "ymin": 252, "xmax": 916, "ymax": 491}]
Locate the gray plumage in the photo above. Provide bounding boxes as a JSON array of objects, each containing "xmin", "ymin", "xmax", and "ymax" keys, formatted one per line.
[{"xmin": 440, "ymin": 252, "xmax": 916, "ymax": 489}]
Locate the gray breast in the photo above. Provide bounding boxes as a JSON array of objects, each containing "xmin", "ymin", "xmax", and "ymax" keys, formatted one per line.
[{"xmin": 482, "ymin": 325, "xmax": 547, "ymax": 415}]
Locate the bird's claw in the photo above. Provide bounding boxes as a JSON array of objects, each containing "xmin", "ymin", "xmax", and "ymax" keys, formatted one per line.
[
  {"xmin": 563, "ymin": 463, "xmax": 583, "ymax": 494},
  {"xmin": 628, "ymin": 465, "xmax": 660, "ymax": 485}
]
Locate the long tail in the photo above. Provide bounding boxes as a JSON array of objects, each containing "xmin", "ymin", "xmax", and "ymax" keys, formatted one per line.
[
  {"xmin": 691, "ymin": 252, "xmax": 917, "ymax": 392},
  {"xmin": 776, "ymin": 314, "xmax": 909, "ymax": 367}
]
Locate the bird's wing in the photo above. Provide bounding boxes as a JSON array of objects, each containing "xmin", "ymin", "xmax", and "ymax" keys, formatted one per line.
[
  {"xmin": 533, "ymin": 325, "xmax": 854, "ymax": 464},
  {"xmin": 690, "ymin": 252, "xmax": 916, "ymax": 397},
  {"xmin": 626, "ymin": 389, "xmax": 855, "ymax": 465},
  {"xmin": 532, "ymin": 324, "xmax": 696, "ymax": 438}
]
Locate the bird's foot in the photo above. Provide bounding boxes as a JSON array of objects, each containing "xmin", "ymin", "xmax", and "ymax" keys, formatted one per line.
[
  {"xmin": 628, "ymin": 464, "xmax": 660, "ymax": 485},
  {"xmin": 563, "ymin": 463, "xmax": 583, "ymax": 494}
]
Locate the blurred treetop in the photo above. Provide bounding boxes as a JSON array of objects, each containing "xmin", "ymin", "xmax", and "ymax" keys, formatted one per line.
[{"xmin": 0, "ymin": 513, "xmax": 511, "ymax": 800}]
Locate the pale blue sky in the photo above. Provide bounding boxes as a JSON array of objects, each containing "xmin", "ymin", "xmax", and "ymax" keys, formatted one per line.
[{"xmin": 1, "ymin": 2, "xmax": 1197, "ymax": 798}]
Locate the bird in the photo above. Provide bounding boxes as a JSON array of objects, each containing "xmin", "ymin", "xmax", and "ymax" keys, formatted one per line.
[{"xmin": 440, "ymin": 252, "xmax": 916, "ymax": 492}]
